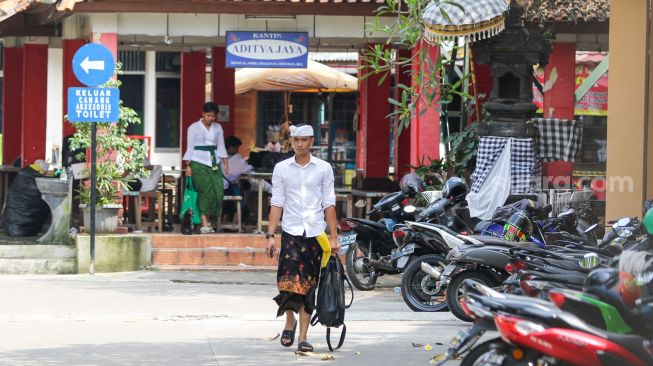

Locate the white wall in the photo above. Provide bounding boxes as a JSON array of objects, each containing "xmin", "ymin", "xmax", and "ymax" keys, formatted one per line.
[{"xmin": 46, "ymin": 47, "xmax": 63, "ymax": 167}]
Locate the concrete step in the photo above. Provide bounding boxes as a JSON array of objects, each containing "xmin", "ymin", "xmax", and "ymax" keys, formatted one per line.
[
  {"xmin": 148, "ymin": 264, "xmax": 277, "ymax": 272},
  {"xmin": 152, "ymin": 247, "xmax": 278, "ymax": 267},
  {"xmin": 0, "ymin": 258, "xmax": 77, "ymax": 274},
  {"xmin": 0, "ymin": 245, "xmax": 76, "ymax": 259},
  {"xmin": 151, "ymin": 234, "xmax": 278, "ymax": 250}
]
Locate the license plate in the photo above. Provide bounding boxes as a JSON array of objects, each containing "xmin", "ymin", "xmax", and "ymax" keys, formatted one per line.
[
  {"xmin": 391, "ymin": 243, "xmax": 415, "ymax": 260},
  {"xmin": 337, "ymin": 233, "xmax": 357, "ymax": 246}
]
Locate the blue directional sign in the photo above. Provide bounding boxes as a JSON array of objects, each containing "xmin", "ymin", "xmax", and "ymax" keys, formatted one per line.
[
  {"xmin": 67, "ymin": 87, "xmax": 120, "ymax": 123},
  {"xmin": 72, "ymin": 43, "xmax": 116, "ymax": 87}
]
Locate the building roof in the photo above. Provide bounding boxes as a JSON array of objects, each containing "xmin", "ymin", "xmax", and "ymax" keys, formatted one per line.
[{"xmin": 524, "ymin": 0, "xmax": 610, "ymax": 23}]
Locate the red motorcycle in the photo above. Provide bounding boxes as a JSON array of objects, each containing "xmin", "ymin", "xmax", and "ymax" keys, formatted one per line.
[{"xmin": 491, "ymin": 312, "xmax": 653, "ymax": 366}]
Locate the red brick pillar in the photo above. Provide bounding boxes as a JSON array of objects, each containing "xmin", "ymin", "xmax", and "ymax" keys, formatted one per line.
[
  {"xmin": 410, "ymin": 40, "xmax": 440, "ymax": 166},
  {"xmin": 394, "ymin": 49, "xmax": 412, "ymax": 180},
  {"xmin": 2, "ymin": 47, "xmax": 24, "ymax": 165},
  {"xmin": 471, "ymin": 62, "xmax": 492, "ymax": 125},
  {"xmin": 91, "ymin": 33, "xmax": 118, "ymax": 62},
  {"xmin": 180, "ymin": 51, "xmax": 207, "ymax": 155},
  {"xmin": 356, "ymin": 45, "xmax": 392, "ymax": 181},
  {"xmin": 62, "ymin": 39, "xmax": 87, "ymax": 137},
  {"xmin": 21, "ymin": 44, "xmax": 49, "ymax": 166},
  {"xmin": 542, "ymin": 42, "xmax": 576, "ymax": 187},
  {"xmin": 212, "ymin": 47, "xmax": 235, "ymax": 138}
]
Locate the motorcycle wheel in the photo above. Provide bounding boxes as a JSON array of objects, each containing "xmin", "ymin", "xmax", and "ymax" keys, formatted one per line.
[
  {"xmin": 400, "ymin": 254, "xmax": 448, "ymax": 312},
  {"xmin": 460, "ymin": 338, "xmax": 509, "ymax": 366},
  {"xmin": 345, "ymin": 241, "xmax": 378, "ymax": 291},
  {"xmin": 446, "ymin": 272, "xmax": 496, "ymax": 322}
]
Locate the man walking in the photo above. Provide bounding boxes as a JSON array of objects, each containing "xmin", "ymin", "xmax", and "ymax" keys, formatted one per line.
[{"xmin": 266, "ymin": 124, "xmax": 339, "ymax": 352}]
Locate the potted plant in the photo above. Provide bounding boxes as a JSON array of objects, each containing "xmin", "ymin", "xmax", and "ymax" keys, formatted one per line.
[{"xmin": 68, "ymin": 67, "xmax": 148, "ymax": 233}]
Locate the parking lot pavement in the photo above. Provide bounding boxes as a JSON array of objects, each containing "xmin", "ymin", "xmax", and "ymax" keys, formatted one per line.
[{"xmin": 0, "ymin": 271, "xmax": 470, "ymax": 365}]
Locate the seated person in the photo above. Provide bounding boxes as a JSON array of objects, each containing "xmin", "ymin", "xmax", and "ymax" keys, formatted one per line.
[
  {"xmin": 126, "ymin": 158, "xmax": 162, "ymax": 192},
  {"xmin": 223, "ymin": 136, "xmax": 272, "ymax": 223},
  {"xmin": 223, "ymin": 136, "xmax": 272, "ymax": 194}
]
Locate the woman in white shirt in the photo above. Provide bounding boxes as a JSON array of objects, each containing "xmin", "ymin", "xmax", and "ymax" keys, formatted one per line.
[{"xmin": 182, "ymin": 102, "xmax": 230, "ymax": 234}]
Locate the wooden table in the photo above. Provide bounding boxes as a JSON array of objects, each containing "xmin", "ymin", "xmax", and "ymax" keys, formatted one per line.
[
  {"xmin": 161, "ymin": 170, "xmax": 181, "ymax": 227},
  {"xmin": 335, "ymin": 188, "xmax": 353, "ymax": 218},
  {"xmin": 350, "ymin": 189, "xmax": 389, "ymax": 217},
  {"xmin": 245, "ymin": 172, "xmax": 273, "ymax": 233}
]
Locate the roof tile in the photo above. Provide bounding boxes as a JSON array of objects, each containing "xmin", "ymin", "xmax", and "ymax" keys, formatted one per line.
[{"xmin": 524, "ymin": 0, "xmax": 609, "ymax": 23}]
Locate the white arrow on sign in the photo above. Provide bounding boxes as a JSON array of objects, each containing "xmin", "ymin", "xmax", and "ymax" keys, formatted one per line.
[{"xmin": 80, "ymin": 56, "xmax": 105, "ymax": 74}]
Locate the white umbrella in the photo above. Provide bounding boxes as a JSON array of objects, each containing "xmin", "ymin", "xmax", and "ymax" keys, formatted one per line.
[
  {"xmin": 422, "ymin": 0, "xmax": 510, "ymax": 43},
  {"xmin": 235, "ymin": 59, "xmax": 358, "ymax": 94}
]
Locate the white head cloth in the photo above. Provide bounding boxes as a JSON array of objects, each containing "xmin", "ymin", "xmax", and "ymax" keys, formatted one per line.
[{"xmin": 289, "ymin": 125, "xmax": 314, "ymax": 137}]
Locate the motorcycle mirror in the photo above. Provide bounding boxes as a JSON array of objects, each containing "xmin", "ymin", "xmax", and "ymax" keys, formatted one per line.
[
  {"xmin": 579, "ymin": 252, "xmax": 601, "ymax": 269},
  {"xmin": 583, "ymin": 223, "xmax": 599, "ymax": 234},
  {"xmin": 403, "ymin": 205, "xmax": 417, "ymax": 213},
  {"xmin": 559, "ymin": 208, "xmax": 575, "ymax": 218},
  {"xmin": 615, "ymin": 217, "xmax": 631, "ymax": 228},
  {"xmin": 354, "ymin": 199, "xmax": 366, "ymax": 208},
  {"xmin": 617, "ymin": 227, "xmax": 634, "ymax": 238}
]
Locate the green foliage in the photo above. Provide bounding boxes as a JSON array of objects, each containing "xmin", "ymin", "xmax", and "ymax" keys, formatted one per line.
[
  {"xmin": 409, "ymin": 156, "xmax": 450, "ymax": 206},
  {"xmin": 362, "ymin": 0, "xmax": 472, "ymax": 132},
  {"xmin": 410, "ymin": 156, "xmax": 449, "ymax": 191},
  {"xmin": 445, "ymin": 122, "xmax": 478, "ymax": 176},
  {"xmin": 68, "ymin": 63, "xmax": 148, "ymax": 206}
]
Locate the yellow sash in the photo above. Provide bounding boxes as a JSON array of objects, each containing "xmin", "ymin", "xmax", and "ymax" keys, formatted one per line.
[{"xmin": 315, "ymin": 232, "xmax": 331, "ymax": 268}]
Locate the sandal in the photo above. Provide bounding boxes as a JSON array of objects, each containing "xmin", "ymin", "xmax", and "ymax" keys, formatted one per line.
[
  {"xmin": 297, "ymin": 341, "xmax": 313, "ymax": 352},
  {"xmin": 200, "ymin": 226, "xmax": 215, "ymax": 234},
  {"xmin": 280, "ymin": 321, "xmax": 297, "ymax": 348}
]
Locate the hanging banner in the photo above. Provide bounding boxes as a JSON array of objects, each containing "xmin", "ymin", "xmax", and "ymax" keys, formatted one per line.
[
  {"xmin": 533, "ymin": 61, "xmax": 608, "ymax": 116},
  {"xmin": 225, "ymin": 31, "xmax": 308, "ymax": 68}
]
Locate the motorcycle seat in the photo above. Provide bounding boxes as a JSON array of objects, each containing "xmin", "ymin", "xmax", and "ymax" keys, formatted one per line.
[
  {"xmin": 604, "ymin": 332, "xmax": 652, "ymax": 363},
  {"xmin": 466, "ymin": 235, "xmax": 540, "ymax": 249},
  {"xmin": 520, "ymin": 270, "xmax": 587, "ymax": 286},
  {"xmin": 349, "ymin": 218, "xmax": 388, "ymax": 231}
]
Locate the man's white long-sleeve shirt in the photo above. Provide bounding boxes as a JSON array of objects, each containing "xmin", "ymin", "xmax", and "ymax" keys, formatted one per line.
[
  {"xmin": 270, "ymin": 155, "xmax": 336, "ymax": 237},
  {"xmin": 182, "ymin": 120, "xmax": 228, "ymax": 167}
]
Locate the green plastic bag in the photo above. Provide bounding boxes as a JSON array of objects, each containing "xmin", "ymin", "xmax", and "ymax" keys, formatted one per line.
[{"xmin": 179, "ymin": 177, "xmax": 201, "ymax": 224}]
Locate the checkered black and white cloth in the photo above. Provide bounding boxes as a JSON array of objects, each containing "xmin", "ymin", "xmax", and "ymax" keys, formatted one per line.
[
  {"xmin": 422, "ymin": 0, "xmax": 508, "ymax": 27},
  {"xmin": 533, "ymin": 118, "xmax": 583, "ymax": 162},
  {"xmin": 471, "ymin": 137, "xmax": 540, "ymax": 194},
  {"xmin": 511, "ymin": 138, "xmax": 539, "ymax": 194},
  {"xmin": 471, "ymin": 137, "xmax": 508, "ymax": 193}
]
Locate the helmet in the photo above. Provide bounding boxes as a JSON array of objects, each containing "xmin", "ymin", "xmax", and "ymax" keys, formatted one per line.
[
  {"xmin": 584, "ymin": 268, "xmax": 640, "ymax": 309},
  {"xmin": 443, "ymin": 177, "xmax": 468, "ymax": 202},
  {"xmin": 503, "ymin": 210, "xmax": 532, "ymax": 242},
  {"xmin": 399, "ymin": 173, "xmax": 425, "ymax": 197},
  {"xmin": 643, "ymin": 207, "xmax": 653, "ymax": 235}
]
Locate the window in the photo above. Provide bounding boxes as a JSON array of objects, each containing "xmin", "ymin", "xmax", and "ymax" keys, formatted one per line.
[
  {"xmin": 117, "ymin": 74, "xmax": 144, "ymax": 135},
  {"xmin": 155, "ymin": 77, "xmax": 180, "ymax": 148}
]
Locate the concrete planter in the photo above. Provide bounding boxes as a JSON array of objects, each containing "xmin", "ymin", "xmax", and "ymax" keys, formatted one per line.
[
  {"xmin": 76, "ymin": 234, "xmax": 152, "ymax": 273},
  {"xmin": 79, "ymin": 204, "xmax": 121, "ymax": 233}
]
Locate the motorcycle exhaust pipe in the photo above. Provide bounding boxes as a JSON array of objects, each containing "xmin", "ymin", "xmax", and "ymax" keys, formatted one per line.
[
  {"xmin": 421, "ymin": 262, "xmax": 442, "ymax": 279},
  {"xmin": 362, "ymin": 257, "xmax": 395, "ymax": 272}
]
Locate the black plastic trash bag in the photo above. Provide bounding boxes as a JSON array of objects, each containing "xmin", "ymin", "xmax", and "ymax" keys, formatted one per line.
[{"xmin": 2, "ymin": 167, "xmax": 50, "ymax": 237}]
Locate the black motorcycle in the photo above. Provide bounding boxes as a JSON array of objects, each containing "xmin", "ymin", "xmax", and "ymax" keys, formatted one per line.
[
  {"xmin": 337, "ymin": 190, "xmax": 416, "ymax": 290},
  {"xmin": 396, "ymin": 198, "xmax": 471, "ymax": 311},
  {"xmin": 395, "ymin": 178, "xmax": 472, "ymax": 311}
]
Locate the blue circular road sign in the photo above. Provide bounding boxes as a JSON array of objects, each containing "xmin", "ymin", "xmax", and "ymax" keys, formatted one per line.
[{"xmin": 72, "ymin": 43, "xmax": 116, "ymax": 87}]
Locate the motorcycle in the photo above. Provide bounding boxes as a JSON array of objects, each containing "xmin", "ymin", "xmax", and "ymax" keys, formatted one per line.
[
  {"xmin": 337, "ymin": 190, "xmax": 416, "ymax": 291},
  {"xmin": 440, "ymin": 206, "xmax": 605, "ymax": 321},
  {"xmin": 436, "ymin": 273, "xmax": 653, "ymax": 366}
]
